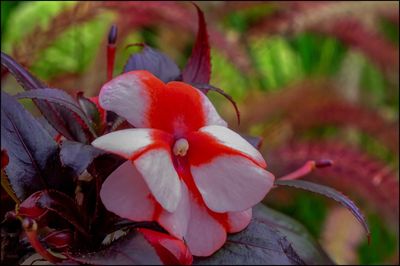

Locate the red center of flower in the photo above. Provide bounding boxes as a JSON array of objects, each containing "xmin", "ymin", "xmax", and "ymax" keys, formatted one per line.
[{"xmin": 147, "ymin": 81, "xmax": 206, "ymax": 136}]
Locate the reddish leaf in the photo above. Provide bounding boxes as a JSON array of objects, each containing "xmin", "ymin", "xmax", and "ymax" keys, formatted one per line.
[
  {"xmin": 124, "ymin": 44, "xmax": 181, "ymax": 83},
  {"xmin": 42, "ymin": 229, "xmax": 72, "ymax": 251},
  {"xmin": 139, "ymin": 228, "xmax": 193, "ymax": 265},
  {"xmin": 275, "ymin": 179, "xmax": 370, "ymax": 239},
  {"xmin": 182, "ymin": 4, "xmax": 211, "ymax": 84},
  {"xmin": 1, "ymin": 149, "xmax": 9, "ymax": 170},
  {"xmin": 1, "ymin": 91, "xmax": 74, "ymax": 200},
  {"xmin": 18, "ymin": 191, "xmax": 48, "ymax": 219}
]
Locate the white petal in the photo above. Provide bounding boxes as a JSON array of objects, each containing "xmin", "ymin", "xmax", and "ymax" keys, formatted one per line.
[
  {"xmin": 100, "ymin": 161, "xmax": 155, "ymax": 221},
  {"xmin": 99, "ymin": 70, "xmax": 155, "ymax": 127},
  {"xmin": 199, "ymin": 125, "xmax": 265, "ymax": 167},
  {"xmin": 91, "ymin": 128, "xmax": 170, "ymax": 159},
  {"xmin": 134, "ymin": 148, "xmax": 181, "ymax": 212},
  {"xmin": 227, "ymin": 208, "xmax": 252, "ymax": 233},
  {"xmin": 191, "ymin": 155, "xmax": 275, "ymax": 213},
  {"xmin": 158, "ymin": 182, "xmax": 190, "ymax": 239},
  {"xmin": 184, "ymin": 195, "xmax": 226, "ymax": 256}
]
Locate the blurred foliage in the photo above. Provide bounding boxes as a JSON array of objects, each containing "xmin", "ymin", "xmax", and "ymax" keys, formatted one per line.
[
  {"xmin": 266, "ymin": 192, "xmax": 328, "ymax": 238},
  {"xmin": 1, "ymin": 1, "xmax": 399, "ymax": 265},
  {"xmin": 1, "ymin": 1, "xmax": 21, "ymax": 37},
  {"xmin": 2, "ymin": 1, "xmax": 76, "ymax": 53},
  {"xmin": 358, "ymin": 213, "xmax": 398, "ymax": 264}
]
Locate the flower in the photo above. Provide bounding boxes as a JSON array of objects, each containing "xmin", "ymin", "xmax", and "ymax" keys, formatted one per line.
[{"xmin": 92, "ymin": 70, "xmax": 275, "ymax": 256}]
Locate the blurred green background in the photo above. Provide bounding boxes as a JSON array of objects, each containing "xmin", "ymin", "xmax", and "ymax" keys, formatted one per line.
[{"xmin": 1, "ymin": 1, "xmax": 399, "ymax": 264}]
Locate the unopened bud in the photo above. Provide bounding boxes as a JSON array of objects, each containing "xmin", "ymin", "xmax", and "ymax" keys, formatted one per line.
[{"xmin": 108, "ymin": 24, "xmax": 118, "ymax": 45}]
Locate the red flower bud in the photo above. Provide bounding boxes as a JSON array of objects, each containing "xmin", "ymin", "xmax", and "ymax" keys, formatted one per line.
[
  {"xmin": 139, "ymin": 228, "xmax": 193, "ymax": 265},
  {"xmin": 42, "ymin": 229, "xmax": 72, "ymax": 251}
]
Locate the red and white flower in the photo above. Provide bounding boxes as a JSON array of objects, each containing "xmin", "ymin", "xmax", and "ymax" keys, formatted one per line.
[{"xmin": 92, "ymin": 70, "xmax": 275, "ymax": 256}]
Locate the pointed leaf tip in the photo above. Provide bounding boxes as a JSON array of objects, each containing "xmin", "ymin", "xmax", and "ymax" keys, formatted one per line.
[
  {"xmin": 276, "ymin": 180, "xmax": 370, "ymax": 239},
  {"xmin": 182, "ymin": 4, "xmax": 211, "ymax": 84}
]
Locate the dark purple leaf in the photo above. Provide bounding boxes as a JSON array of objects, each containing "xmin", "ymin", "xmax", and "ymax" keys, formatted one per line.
[
  {"xmin": 66, "ymin": 229, "xmax": 162, "ymax": 265},
  {"xmin": 241, "ymin": 135, "xmax": 263, "ymax": 149},
  {"xmin": 194, "ymin": 204, "xmax": 333, "ymax": 265},
  {"xmin": 81, "ymin": 154, "xmax": 125, "ymax": 226},
  {"xmin": 1, "ymin": 52, "xmax": 88, "ymax": 142},
  {"xmin": 193, "ymin": 83, "xmax": 240, "ymax": 124},
  {"xmin": 60, "ymin": 140, "xmax": 105, "ymax": 176},
  {"xmin": 15, "ymin": 88, "xmax": 96, "ymax": 137},
  {"xmin": 37, "ymin": 190, "xmax": 90, "ymax": 238},
  {"xmin": 1, "ymin": 91, "xmax": 73, "ymax": 200},
  {"xmin": 49, "ymin": 109, "xmax": 89, "ymax": 143},
  {"xmin": 182, "ymin": 4, "xmax": 211, "ymax": 84},
  {"xmin": 77, "ymin": 92, "xmax": 104, "ymax": 135},
  {"xmin": 123, "ymin": 44, "xmax": 181, "ymax": 83},
  {"xmin": 36, "ymin": 116, "xmax": 59, "ymax": 139},
  {"xmin": 1, "ymin": 52, "xmax": 44, "ymax": 90},
  {"xmin": 276, "ymin": 179, "xmax": 370, "ymax": 239}
]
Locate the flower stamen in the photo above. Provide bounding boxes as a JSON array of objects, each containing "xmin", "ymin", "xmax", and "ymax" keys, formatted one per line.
[{"xmin": 173, "ymin": 138, "xmax": 189, "ymax": 157}]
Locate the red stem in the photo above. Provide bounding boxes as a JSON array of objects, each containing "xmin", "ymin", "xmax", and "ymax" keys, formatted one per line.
[
  {"xmin": 107, "ymin": 45, "xmax": 116, "ymax": 81},
  {"xmin": 279, "ymin": 161, "xmax": 317, "ymax": 181},
  {"xmin": 279, "ymin": 159, "xmax": 333, "ymax": 181},
  {"xmin": 22, "ymin": 218, "xmax": 62, "ymax": 264}
]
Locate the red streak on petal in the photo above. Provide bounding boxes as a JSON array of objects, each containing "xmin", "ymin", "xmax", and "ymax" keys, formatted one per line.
[
  {"xmin": 187, "ymin": 131, "xmax": 265, "ymax": 168},
  {"xmin": 173, "ymin": 155, "xmax": 230, "ymax": 231},
  {"xmin": 148, "ymin": 194, "xmax": 163, "ymax": 221}
]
